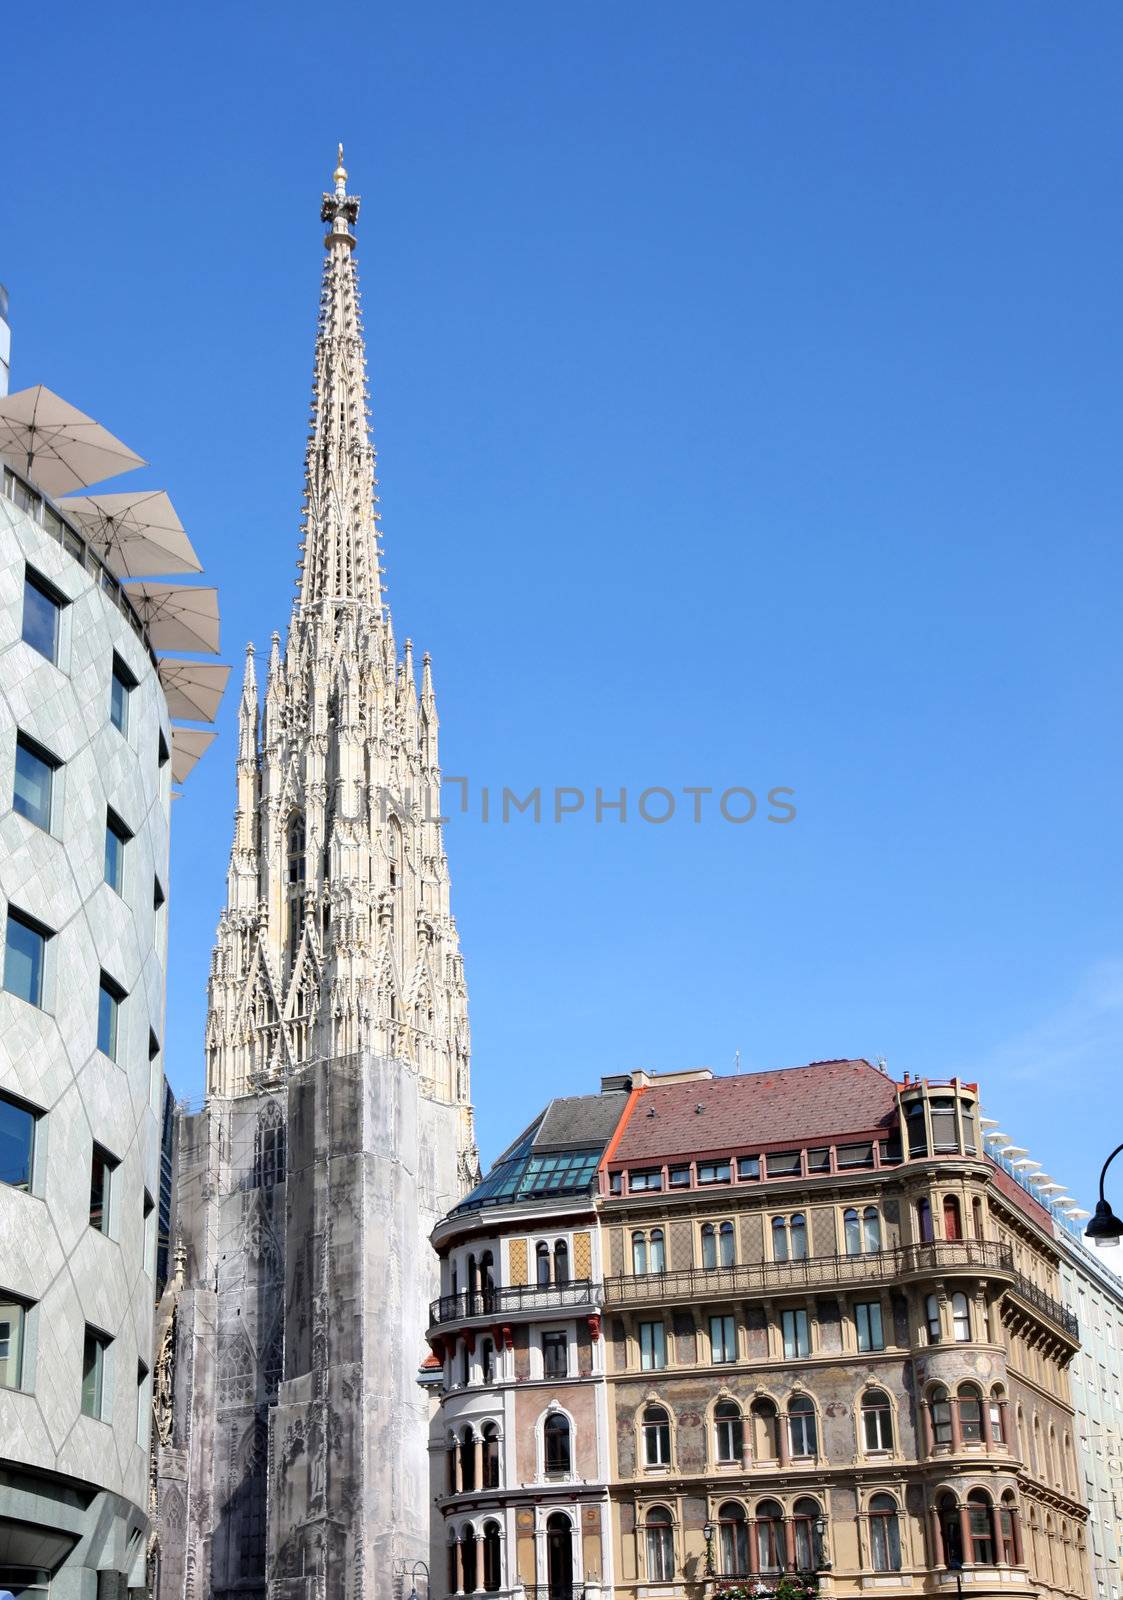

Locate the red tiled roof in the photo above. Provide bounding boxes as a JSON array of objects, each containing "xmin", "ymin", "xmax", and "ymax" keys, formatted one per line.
[
  {"xmin": 611, "ymin": 1059, "xmax": 899, "ymax": 1164},
  {"xmin": 419, "ymin": 1351, "xmax": 443, "ymax": 1370},
  {"xmin": 988, "ymin": 1158, "xmax": 1054, "ymax": 1231}
]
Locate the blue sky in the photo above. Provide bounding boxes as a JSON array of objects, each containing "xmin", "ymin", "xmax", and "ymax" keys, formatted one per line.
[{"xmin": 2, "ymin": 3, "xmax": 1121, "ymax": 1204}]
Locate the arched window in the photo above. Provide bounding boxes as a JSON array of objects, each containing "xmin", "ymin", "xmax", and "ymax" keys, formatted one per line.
[
  {"xmin": 254, "ymin": 1102, "xmax": 286, "ymax": 1189},
  {"xmin": 482, "ymin": 1519, "xmax": 502, "ymax": 1592},
  {"xmin": 788, "ymin": 1394, "xmax": 817, "ymax": 1457},
  {"xmin": 790, "ymin": 1213, "xmax": 808, "ymax": 1260},
  {"xmin": 862, "ymin": 1389, "xmax": 893, "ymax": 1451},
  {"xmin": 544, "ymin": 1412, "xmax": 571, "ymax": 1474},
  {"xmin": 643, "ymin": 1405, "xmax": 671, "ymax": 1467},
  {"xmin": 536, "ymin": 1241, "xmax": 550, "ymax": 1286},
  {"xmin": 478, "ymin": 1250, "xmax": 495, "ymax": 1301},
  {"xmin": 863, "ymin": 1206, "xmax": 882, "ymax": 1251},
  {"xmin": 714, "ymin": 1400, "xmax": 743, "ymax": 1464},
  {"xmin": 447, "ymin": 1537, "xmax": 458, "ymax": 1596},
  {"xmin": 906, "ymin": 1099, "xmax": 928, "ymax": 1155},
  {"xmin": 917, "ymin": 1198, "xmax": 934, "ymax": 1242},
  {"xmin": 645, "ymin": 1507, "xmax": 675, "ymax": 1583},
  {"xmin": 999, "ymin": 1493, "xmax": 1019, "ymax": 1565},
  {"xmin": 446, "ymin": 1437, "xmax": 458, "ymax": 1495},
  {"xmin": 989, "ymin": 1386, "xmax": 1006, "ymax": 1446},
  {"xmin": 286, "ymin": 813, "xmax": 306, "ymax": 967},
  {"xmin": 482, "ymin": 1422, "xmax": 500, "ymax": 1488},
  {"xmin": 952, "ymin": 1291, "xmax": 971, "ymax": 1342},
  {"xmin": 959, "ymin": 1382, "xmax": 983, "ymax": 1443},
  {"xmin": 547, "ymin": 1511, "xmax": 573, "ymax": 1595},
  {"xmin": 772, "ymin": 1216, "xmax": 789, "ymax": 1262},
  {"xmin": 719, "ymin": 1221, "xmax": 736, "ymax": 1267},
  {"xmin": 1048, "ymin": 1425, "xmax": 1059, "ymax": 1486},
  {"xmin": 844, "ymin": 1207, "xmax": 862, "ymax": 1255},
  {"xmin": 972, "ymin": 1196, "xmax": 984, "ymax": 1240},
  {"xmin": 931, "ymin": 1385, "xmax": 952, "ymax": 1447},
  {"xmin": 467, "ymin": 1253, "xmax": 479, "ymax": 1296},
  {"xmin": 460, "ymin": 1342, "xmax": 471, "ymax": 1388},
  {"xmin": 702, "ymin": 1223, "xmax": 717, "ymax": 1270},
  {"xmin": 650, "ymin": 1228, "xmax": 666, "ymax": 1274},
  {"xmin": 793, "ymin": 1497, "xmax": 822, "ymax": 1571},
  {"xmin": 553, "ymin": 1240, "xmax": 569, "ymax": 1285},
  {"xmin": 632, "ymin": 1230, "xmax": 648, "ymax": 1276},
  {"xmin": 870, "ymin": 1494, "xmax": 902, "ymax": 1572},
  {"xmin": 755, "ymin": 1500, "xmax": 784, "ymax": 1574},
  {"xmin": 939, "ymin": 1494, "xmax": 963, "ymax": 1568},
  {"xmin": 460, "ymin": 1526, "xmax": 478, "ymax": 1595},
  {"xmin": 718, "ymin": 1502, "xmax": 749, "ymax": 1577},
  {"xmin": 944, "ymin": 1195, "xmax": 963, "ymax": 1241},
  {"xmin": 751, "ymin": 1397, "xmax": 780, "ymax": 1462},
  {"xmin": 480, "ymin": 1338, "xmax": 495, "ymax": 1385},
  {"xmin": 968, "ymin": 1490, "xmax": 996, "ymax": 1564},
  {"xmin": 925, "ymin": 1294, "xmax": 942, "ymax": 1343},
  {"xmin": 459, "ymin": 1428, "xmax": 476, "ymax": 1492}
]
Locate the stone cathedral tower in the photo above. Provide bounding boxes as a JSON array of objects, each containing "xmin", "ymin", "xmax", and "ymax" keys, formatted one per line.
[{"xmin": 152, "ymin": 151, "xmax": 477, "ymax": 1600}]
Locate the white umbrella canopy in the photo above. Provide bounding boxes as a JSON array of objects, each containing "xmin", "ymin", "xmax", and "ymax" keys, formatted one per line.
[
  {"xmin": 158, "ymin": 660, "xmax": 230, "ymax": 723},
  {"xmin": 58, "ymin": 490, "xmax": 202, "ymax": 578},
  {"xmin": 171, "ymin": 726, "xmax": 216, "ymax": 785},
  {"xmin": 0, "ymin": 386, "xmax": 146, "ymax": 497},
  {"xmin": 124, "ymin": 582, "xmax": 220, "ymax": 654}
]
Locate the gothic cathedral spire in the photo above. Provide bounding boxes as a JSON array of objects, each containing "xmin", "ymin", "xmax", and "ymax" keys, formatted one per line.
[{"xmin": 204, "ymin": 149, "xmax": 474, "ymax": 1142}]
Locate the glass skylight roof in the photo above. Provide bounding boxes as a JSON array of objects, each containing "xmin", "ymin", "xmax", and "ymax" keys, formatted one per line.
[{"xmin": 452, "ymin": 1126, "xmax": 603, "ymax": 1214}]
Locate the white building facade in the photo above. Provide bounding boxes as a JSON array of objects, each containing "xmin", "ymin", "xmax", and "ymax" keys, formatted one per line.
[{"xmin": 0, "ymin": 470, "xmax": 175, "ymax": 1598}]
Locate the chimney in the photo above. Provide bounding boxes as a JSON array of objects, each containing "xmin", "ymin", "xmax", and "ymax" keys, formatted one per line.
[{"xmin": 0, "ymin": 285, "xmax": 9, "ymax": 397}]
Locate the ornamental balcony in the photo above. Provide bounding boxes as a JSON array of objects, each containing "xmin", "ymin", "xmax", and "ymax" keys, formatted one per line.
[
  {"xmin": 1004, "ymin": 1269, "xmax": 1079, "ymax": 1342},
  {"xmin": 428, "ymin": 1278, "xmax": 602, "ymax": 1330},
  {"xmin": 602, "ymin": 1240, "xmax": 1016, "ymax": 1310}
]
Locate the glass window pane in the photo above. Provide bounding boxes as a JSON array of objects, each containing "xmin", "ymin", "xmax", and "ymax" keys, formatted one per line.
[
  {"xmin": 13, "ymin": 740, "xmax": 54, "ymax": 830},
  {"xmin": 98, "ymin": 978, "xmax": 121, "ymax": 1058},
  {"xmin": 22, "ymin": 575, "xmax": 60, "ymax": 662},
  {"xmin": 4, "ymin": 912, "xmax": 46, "ymax": 1007},
  {"xmin": 0, "ymin": 1299, "xmax": 26, "ymax": 1389},
  {"xmin": 0, "ymin": 1094, "xmax": 36, "ymax": 1190},
  {"xmin": 104, "ymin": 814, "xmax": 128, "ymax": 892},
  {"xmin": 90, "ymin": 1147, "xmax": 111, "ymax": 1234},
  {"xmin": 110, "ymin": 668, "xmax": 129, "ymax": 733},
  {"xmin": 81, "ymin": 1329, "xmax": 106, "ymax": 1417}
]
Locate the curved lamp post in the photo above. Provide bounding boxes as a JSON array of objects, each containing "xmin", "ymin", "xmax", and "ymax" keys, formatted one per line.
[
  {"xmin": 702, "ymin": 1520, "xmax": 715, "ymax": 1578},
  {"xmin": 1086, "ymin": 1144, "xmax": 1123, "ymax": 1248}
]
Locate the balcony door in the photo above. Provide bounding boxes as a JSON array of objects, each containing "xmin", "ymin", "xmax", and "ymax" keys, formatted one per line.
[{"xmin": 546, "ymin": 1511, "xmax": 573, "ymax": 1598}]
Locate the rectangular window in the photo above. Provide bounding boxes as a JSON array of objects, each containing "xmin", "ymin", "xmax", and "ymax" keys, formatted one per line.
[
  {"xmin": 609, "ymin": 1170, "xmax": 623, "ymax": 1195},
  {"xmin": 629, "ymin": 1169, "xmax": 663, "ymax": 1192},
  {"xmin": 710, "ymin": 1313, "xmax": 737, "ymax": 1364},
  {"xmin": 97, "ymin": 972, "xmax": 126, "ymax": 1059},
  {"xmin": 110, "ymin": 655, "xmax": 136, "ymax": 734},
  {"xmin": 669, "ymin": 1165, "xmax": 691, "ymax": 1187},
  {"xmin": 22, "ymin": 569, "xmax": 63, "ymax": 663},
  {"xmin": 837, "ymin": 1141, "xmax": 875, "ymax": 1169},
  {"xmin": 157, "ymin": 730, "xmax": 170, "ymax": 769},
  {"xmin": 737, "ymin": 1155, "xmax": 760, "ymax": 1180},
  {"xmin": 856, "ymin": 1301, "xmax": 885, "ymax": 1352},
  {"xmin": 0, "ymin": 1092, "xmax": 38, "ymax": 1192},
  {"xmin": 81, "ymin": 1327, "xmax": 110, "ymax": 1418},
  {"xmin": 807, "ymin": 1147, "xmax": 831, "ymax": 1172},
  {"xmin": 137, "ymin": 1361, "xmax": 152, "ymax": 1448},
  {"xmin": 104, "ymin": 810, "xmax": 131, "ymax": 894},
  {"xmin": 13, "ymin": 734, "xmax": 58, "ymax": 830},
  {"xmin": 639, "ymin": 1320, "xmax": 667, "ymax": 1371},
  {"xmin": 0, "ymin": 1296, "xmax": 28, "ymax": 1390},
  {"xmin": 89, "ymin": 1144, "xmax": 116, "ymax": 1235},
  {"xmin": 782, "ymin": 1307, "xmax": 810, "ymax": 1359},
  {"xmin": 542, "ymin": 1331, "xmax": 568, "ymax": 1378},
  {"xmin": 697, "ymin": 1160, "xmax": 731, "ymax": 1185},
  {"xmin": 4, "ymin": 908, "xmax": 49, "ymax": 1008},
  {"xmin": 766, "ymin": 1150, "xmax": 802, "ymax": 1177},
  {"xmin": 154, "ymin": 876, "xmax": 166, "ymax": 912}
]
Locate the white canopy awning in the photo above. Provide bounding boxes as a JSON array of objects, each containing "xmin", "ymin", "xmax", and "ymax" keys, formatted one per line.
[
  {"xmin": 124, "ymin": 582, "xmax": 220, "ymax": 654},
  {"xmin": 59, "ymin": 489, "xmax": 201, "ymax": 578},
  {"xmin": 171, "ymin": 726, "xmax": 216, "ymax": 784},
  {"xmin": 0, "ymin": 385, "xmax": 145, "ymax": 496},
  {"xmin": 158, "ymin": 660, "xmax": 230, "ymax": 723}
]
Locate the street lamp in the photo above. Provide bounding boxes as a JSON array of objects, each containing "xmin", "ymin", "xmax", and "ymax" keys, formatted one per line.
[
  {"xmin": 703, "ymin": 1520, "xmax": 716, "ymax": 1578},
  {"xmin": 946, "ymin": 1553, "xmax": 964, "ymax": 1600},
  {"xmin": 1086, "ymin": 1143, "xmax": 1123, "ymax": 1249},
  {"xmin": 813, "ymin": 1515, "xmax": 830, "ymax": 1570},
  {"xmin": 403, "ymin": 1559, "xmax": 429, "ymax": 1600}
]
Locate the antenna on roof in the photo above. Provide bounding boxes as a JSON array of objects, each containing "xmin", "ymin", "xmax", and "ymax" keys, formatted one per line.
[
  {"xmin": 734, "ymin": 1049, "xmax": 742, "ymax": 1075},
  {"xmin": 876, "ymin": 1056, "xmax": 888, "ymax": 1075}
]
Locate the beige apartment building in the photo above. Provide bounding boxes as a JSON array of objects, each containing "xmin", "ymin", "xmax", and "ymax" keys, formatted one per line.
[{"xmin": 426, "ymin": 1060, "xmax": 1090, "ymax": 1600}]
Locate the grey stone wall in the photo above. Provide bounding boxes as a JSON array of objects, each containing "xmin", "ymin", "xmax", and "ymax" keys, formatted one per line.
[{"xmin": 156, "ymin": 1052, "xmax": 462, "ymax": 1600}]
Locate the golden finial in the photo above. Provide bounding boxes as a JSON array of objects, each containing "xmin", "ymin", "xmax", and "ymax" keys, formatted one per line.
[{"xmin": 334, "ymin": 143, "xmax": 348, "ymax": 198}]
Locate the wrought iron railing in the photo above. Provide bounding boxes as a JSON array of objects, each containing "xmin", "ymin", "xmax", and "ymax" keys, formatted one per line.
[
  {"xmin": 429, "ymin": 1279, "xmax": 602, "ymax": 1327},
  {"xmin": 602, "ymin": 1240, "xmax": 1014, "ymax": 1306},
  {"xmin": 1009, "ymin": 1269, "xmax": 1079, "ymax": 1339}
]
